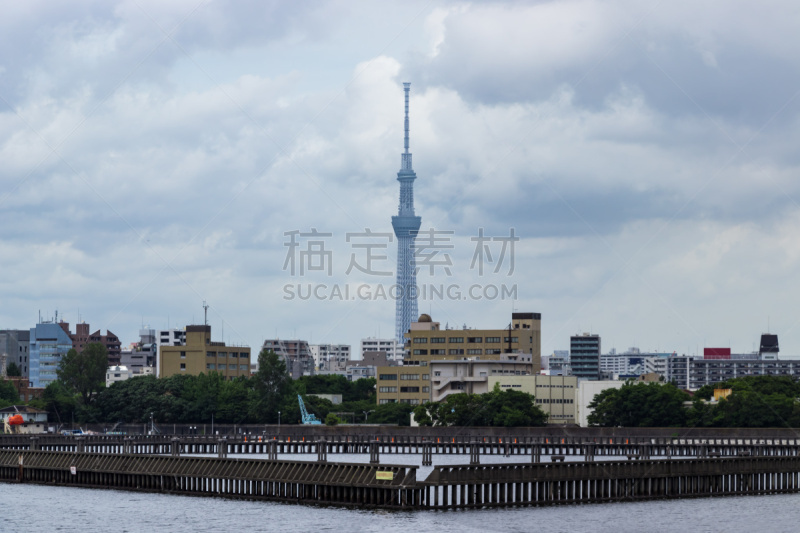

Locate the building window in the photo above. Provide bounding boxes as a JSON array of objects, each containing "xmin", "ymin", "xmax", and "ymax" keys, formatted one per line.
[
  {"xmin": 430, "ymin": 337, "xmax": 445, "ymax": 343},
  {"xmin": 414, "ymin": 338, "xmax": 428, "ymax": 344},
  {"xmin": 412, "ymin": 349, "xmax": 428, "ymax": 355},
  {"xmin": 430, "ymin": 349, "xmax": 445, "ymax": 355},
  {"xmin": 239, "ymin": 365, "xmax": 249, "ymax": 371},
  {"xmin": 467, "ymin": 349, "xmax": 482, "ymax": 355},
  {"xmin": 504, "ymin": 337, "xmax": 518, "ymax": 343},
  {"xmin": 379, "ymin": 374, "xmax": 397, "ymax": 380},
  {"xmin": 180, "ymin": 351, "xmax": 186, "ymax": 358},
  {"xmin": 379, "ymin": 399, "xmax": 396, "ymax": 404},
  {"xmin": 400, "ymin": 374, "xmax": 420, "ymax": 380},
  {"xmin": 449, "ymin": 349, "xmax": 464, "ymax": 355},
  {"xmin": 485, "ymin": 337, "xmax": 501, "ymax": 343},
  {"xmin": 400, "ymin": 386, "xmax": 420, "ymax": 393},
  {"xmin": 208, "ymin": 351, "xmax": 216, "ymax": 357},
  {"xmin": 422, "ymin": 374, "xmax": 430, "ymax": 380},
  {"xmin": 449, "ymin": 337, "xmax": 464, "ymax": 343},
  {"xmin": 207, "ymin": 364, "xmax": 215, "ymax": 370},
  {"xmin": 467, "ymin": 337, "xmax": 482, "ymax": 343},
  {"xmin": 180, "ymin": 363, "xmax": 186, "ymax": 371},
  {"xmin": 219, "ymin": 352, "xmax": 227, "ymax": 358},
  {"xmin": 229, "ymin": 364, "xmax": 237, "ymax": 370},
  {"xmin": 422, "ymin": 386, "xmax": 430, "ymax": 393},
  {"xmin": 379, "ymin": 386, "xmax": 397, "ymax": 393}
]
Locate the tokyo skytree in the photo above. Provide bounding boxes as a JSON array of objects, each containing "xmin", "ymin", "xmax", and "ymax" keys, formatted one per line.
[{"xmin": 391, "ymin": 83, "xmax": 421, "ymax": 345}]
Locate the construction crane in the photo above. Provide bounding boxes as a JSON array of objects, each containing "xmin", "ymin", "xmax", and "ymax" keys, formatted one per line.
[{"xmin": 298, "ymin": 395, "xmax": 322, "ymax": 425}]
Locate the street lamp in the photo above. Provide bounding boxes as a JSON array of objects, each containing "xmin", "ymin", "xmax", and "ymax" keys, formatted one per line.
[
  {"xmin": 363, "ymin": 410, "xmax": 374, "ymax": 424},
  {"xmin": 278, "ymin": 411, "xmax": 281, "ymax": 427}
]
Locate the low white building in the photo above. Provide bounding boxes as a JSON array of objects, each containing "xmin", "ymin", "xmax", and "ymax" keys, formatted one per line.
[
  {"xmin": 430, "ymin": 354, "xmax": 534, "ymax": 402},
  {"xmin": 106, "ymin": 365, "xmax": 132, "ymax": 387}
]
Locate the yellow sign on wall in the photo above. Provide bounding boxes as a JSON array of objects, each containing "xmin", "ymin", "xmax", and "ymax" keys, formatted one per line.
[{"xmin": 376, "ymin": 471, "xmax": 394, "ymax": 480}]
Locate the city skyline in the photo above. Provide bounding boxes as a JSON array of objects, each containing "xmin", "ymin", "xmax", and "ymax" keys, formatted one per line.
[{"xmin": 1, "ymin": 2, "xmax": 800, "ymax": 358}]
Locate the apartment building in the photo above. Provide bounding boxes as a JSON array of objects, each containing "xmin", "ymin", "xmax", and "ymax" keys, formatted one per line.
[
  {"xmin": 360, "ymin": 338, "xmax": 404, "ymax": 362},
  {"xmin": 262, "ymin": 339, "xmax": 315, "ymax": 379},
  {"xmin": 158, "ymin": 325, "xmax": 251, "ymax": 380}
]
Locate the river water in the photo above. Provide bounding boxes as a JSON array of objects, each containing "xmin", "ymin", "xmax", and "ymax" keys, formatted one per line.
[{"xmin": 4, "ymin": 453, "xmax": 800, "ymax": 533}]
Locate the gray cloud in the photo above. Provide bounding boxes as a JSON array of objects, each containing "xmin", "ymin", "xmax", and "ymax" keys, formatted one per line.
[{"xmin": 2, "ymin": 0, "xmax": 800, "ymax": 358}]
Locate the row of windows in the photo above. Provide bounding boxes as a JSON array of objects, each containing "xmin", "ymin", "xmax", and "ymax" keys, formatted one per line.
[
  {"xmin": 206, "ymin": 352, "xmax": 249, "ymax": 358},
  {"xmin": 413, "ymin": 336, "xmax": 519, "ymax": 344},
  {"xmin": 382, "ymin": 373, "xmax": 431, "ymax": 381},
  {"xmin": 536, "ymin": 399, "xmax": 574, "ymax": 404},
  {"xmin": 206, "ymin": 364, "xmax": 250, "ymax": 371}
]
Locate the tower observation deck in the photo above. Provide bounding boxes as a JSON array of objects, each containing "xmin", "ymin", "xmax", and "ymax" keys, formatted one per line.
[{"xmin": 391, "ymin": 83, "xmax": 421, "ymax": 345}]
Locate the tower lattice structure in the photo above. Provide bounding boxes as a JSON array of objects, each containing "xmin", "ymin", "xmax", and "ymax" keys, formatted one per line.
[{"xmin": 391, "ymin": 82, "xmax": 421, "ymax": 345}]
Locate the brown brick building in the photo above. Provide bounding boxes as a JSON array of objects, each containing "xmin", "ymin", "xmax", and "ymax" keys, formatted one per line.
[{"xmin": 58, "ymin": 322, "xmax": 122, "ymax": 366}]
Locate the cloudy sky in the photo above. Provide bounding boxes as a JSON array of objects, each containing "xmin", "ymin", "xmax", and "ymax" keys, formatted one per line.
[{"xmin": 2, "ymin": 0, "xmax": 800, "ymax": 359}]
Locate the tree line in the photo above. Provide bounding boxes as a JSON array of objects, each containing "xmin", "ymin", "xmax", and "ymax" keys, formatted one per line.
[
  {"xmin": 412, "ymin": 384, "xmax": 549, "ymax": 427},
  {"xmin": 27, "ymin": 345, "xmax": 414, "ymax": 426},
  {"xmin": 588, "ymin": 376, "xmax": 800, "ymax": 428}
]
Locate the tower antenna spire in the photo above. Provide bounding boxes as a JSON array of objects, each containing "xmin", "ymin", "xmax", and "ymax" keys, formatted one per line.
[{"xmin": 403, "ymin": 82, "xmax": 410, "ymax": 155}]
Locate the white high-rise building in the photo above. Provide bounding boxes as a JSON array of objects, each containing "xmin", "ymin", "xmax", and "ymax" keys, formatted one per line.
[
  {"xmin": 309, "ymin": 344, "xmax": 351, "ymax": 372},
  {"xmin": 158, "ymin": 329, "xmax": 186, "ymax": 346},
  {"xmin": 360, "ymin": 337, "xmax": 404, "ymax": 362}
]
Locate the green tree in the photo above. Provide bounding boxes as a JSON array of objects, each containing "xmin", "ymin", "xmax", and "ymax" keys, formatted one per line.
[
  {"xmin": 369, "ymin": 402, "xmax": 415, "ymax": 426},
  {"xmin": 56, "ymin": 344, "xmax": 108, "ymax": 405},
  {"xmin": 411, "ymin": 386, "xmax": 548, "ymax": 427},
  {"xmin": 5, "ymin": 362, "xmax": 21, "ymax": 377},
  {"xmin": 31, "ymin": 381, "xmax": 79, "ymax": 423},
  {"xmin": 250, "ymin": 349, "xmax": 293, "ymax": 423},
  {"xmin": 587, "ymin": 382, "xmax": 690, "ymax": 427}
]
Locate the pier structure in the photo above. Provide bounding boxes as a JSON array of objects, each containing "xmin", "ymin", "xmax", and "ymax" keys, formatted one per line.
[
  {"xmin": 3, "ymin": 433, "xmax": 800, "ymax": 459},
  {"xmin": 2, "ymin": 449, "xmax": 800, "ymax": 509}
]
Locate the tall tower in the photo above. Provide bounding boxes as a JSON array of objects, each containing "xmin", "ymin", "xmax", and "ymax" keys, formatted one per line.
[{"xmin": 392, "ymin": 83, "xmax": 421, "ymax": 345}]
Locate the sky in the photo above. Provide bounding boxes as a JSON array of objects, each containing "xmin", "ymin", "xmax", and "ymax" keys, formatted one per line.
[{"xmin": 2, "ymin": 0, "xmax": 800, "ymax": 359}]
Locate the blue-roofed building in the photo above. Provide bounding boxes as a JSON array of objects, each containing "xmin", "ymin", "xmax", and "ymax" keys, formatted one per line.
[{"xmin": 29, "ymin": 322, "xmax": 73, "ymax": 388}]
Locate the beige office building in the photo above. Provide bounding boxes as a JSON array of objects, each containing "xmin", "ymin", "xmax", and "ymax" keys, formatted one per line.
[
  {"xmin": 158, "ymin": 325, "xmax": 251, "ymax": 380},
  {"xmin": 376, "ymin": 312, "xmax": 542, "ymax": 405},
  {"xmin": 489, "ymin": 374, "xmax": 578, "ymax": 425}
]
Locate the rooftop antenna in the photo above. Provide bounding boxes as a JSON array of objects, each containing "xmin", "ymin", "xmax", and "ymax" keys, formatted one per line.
[{"xmin": 203, "ymin": 301, "xmax": 209, "ymax": 326}]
